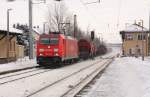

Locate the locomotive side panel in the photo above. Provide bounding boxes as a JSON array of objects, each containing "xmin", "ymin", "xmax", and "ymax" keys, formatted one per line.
[{"xmin": 63, "ymin": 37, "xmax": 78, "ymax": 60}]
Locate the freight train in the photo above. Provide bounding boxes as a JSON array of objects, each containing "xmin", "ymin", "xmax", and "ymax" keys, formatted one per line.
[{"xmin": 36, "ymin": 32, "xmax": 102, "ymax": 66}]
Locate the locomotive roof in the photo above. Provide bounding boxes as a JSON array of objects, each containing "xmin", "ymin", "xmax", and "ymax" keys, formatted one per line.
[{"xmin": 40, "ymin": 33, "xmax": 77, "ymax": 40}]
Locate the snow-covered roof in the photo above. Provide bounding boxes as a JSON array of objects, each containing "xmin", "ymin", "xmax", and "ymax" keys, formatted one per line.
[
  {"xmin": 9, "ymin": 28, "xmax": 23, "ymax": 34},
  {"xmin": 121, "ymin": 24, "xmax": 149, "ymax": 32},
  {"xmin": 32, "ymin": 28, "xmax": 40, "ymax": 35},
  {"xmin": 0, "ymin": 27, "xmax": 23, "ymax": 34}
]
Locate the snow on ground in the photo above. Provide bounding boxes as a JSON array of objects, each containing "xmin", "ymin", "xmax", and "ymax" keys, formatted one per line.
[
  {"xmin": 0, "ymin": 57, "xmax": 37, "ymax": 73},
  {"xmin": 0, "ymin": 57, "xmax": 104, "ymax": 97},
  {"xmin": 84, "ymin": 56, "xmax": 150, "ymax": 97}
]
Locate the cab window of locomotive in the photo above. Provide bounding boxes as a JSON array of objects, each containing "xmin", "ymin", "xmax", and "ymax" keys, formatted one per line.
[
  {"xmin": 50, "ymin": 38, "xmax": 59, "ymax": 45},
  {"xmin": 40, "ymin": 38, "xmax": 50, "ymax": 44}
]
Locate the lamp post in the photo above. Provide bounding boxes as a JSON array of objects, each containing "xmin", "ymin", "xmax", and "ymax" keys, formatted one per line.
[{"xmin": 7, "ymin": 8, "xmax": 12, "ymax": 62}]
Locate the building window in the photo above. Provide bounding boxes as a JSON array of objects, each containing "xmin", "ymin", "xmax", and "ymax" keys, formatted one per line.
[
  {"xmin": 138, "ymin": 34, "xmax": 142, "ymax": 40},
  {"xmin": 126, "ymin": 34, "xmax": 133, "ymax": 40},
  {"xmin": 143, "ymin": 35, "xmax": 146, "ymax": 40},
  {"xmin": 138, "ymin": 34, "xmax": 146, "ymax": 40}
]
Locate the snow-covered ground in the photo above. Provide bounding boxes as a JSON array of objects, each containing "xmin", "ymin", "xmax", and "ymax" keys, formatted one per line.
[
  {"xmin": 1, "ymin": 44, "xmax": 150, "ymax": 97},
  {"xmin": 0, "ymin": 57, "xmax": 107, "ymax": 97},
  {"xmin": 0, "ymin": 57, "xmax": 37, "ymax": 73},
  {"xmin": 5, "ymin": 44, "xmax": 150, "ymax": 97},
  {"xmin": 84, "ymin": 56, "xmax": 150, "ymax": 97}
]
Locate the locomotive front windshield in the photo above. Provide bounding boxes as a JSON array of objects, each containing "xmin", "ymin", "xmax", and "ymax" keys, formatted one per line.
[{"xmin": 40, "ymin": 38, "xmax": 59, "ymax": 45}]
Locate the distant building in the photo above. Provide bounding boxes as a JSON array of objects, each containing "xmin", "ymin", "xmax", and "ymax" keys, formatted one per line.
[
  {"xmin": 120, "ymin": 24, "xmax": 149, "ymax": 56},
  {"xmin": 19, "ymin": 28, "xmax": 40, "ymax": 56},
  {"xmin": 32, "ymin": 28, "xmax": 40, "ymax": 41},
  {"xmin": 0, "ymin": 29, "xmax": 24, "ymax": 63}
]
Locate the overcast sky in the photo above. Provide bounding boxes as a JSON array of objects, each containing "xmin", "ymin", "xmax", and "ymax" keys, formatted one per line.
[{"xmin": 0, "ymin": 0, "xmax": 150, "ymax": 43}]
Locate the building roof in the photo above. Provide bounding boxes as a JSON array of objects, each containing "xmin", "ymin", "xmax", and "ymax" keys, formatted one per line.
[
  {"xmin": 32, "ymin": 28, "xmax": 40, "ymax": 35},
  {"xmin": 0, "ymin": 28, "xmax": 23, "ymax": 35},
  {"xmin": 120, "ymin": 24, "xmax": 149, "ymax": 33}
]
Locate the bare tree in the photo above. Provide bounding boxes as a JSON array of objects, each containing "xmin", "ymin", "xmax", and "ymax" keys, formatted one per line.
[{"xmin": 47, "ymin": 2, "xmax": 72, "ymax": 33}]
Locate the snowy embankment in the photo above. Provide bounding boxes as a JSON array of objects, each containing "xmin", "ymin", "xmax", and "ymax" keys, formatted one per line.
[
  {"xmin": 0, "ymin": 57, "xmax": 37, "ymax": 73},
  {"xmin": 84, "ymin": 57, "xmax": 150, "ymax": 97}
]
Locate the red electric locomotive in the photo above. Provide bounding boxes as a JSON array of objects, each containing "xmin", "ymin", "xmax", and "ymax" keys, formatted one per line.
[{"xmin": 36, "ymin": 32, "xmax": 79, "ymax": 66}]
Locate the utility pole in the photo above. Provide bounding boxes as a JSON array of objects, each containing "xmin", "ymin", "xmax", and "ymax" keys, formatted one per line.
[
  {"xmin": 7, "ymin": 8, "xmax": 12, "ymax": 62},
  {"xmin": 74, "ymin": 15, "xmax": 77, "ymax": 38},
  {"xmin": 29, "ymin": 0, "xmax": 47, "ymax": 59},
  {"xmin": 149, "ymin": 12, "xmax": 150, "ymax": 56},
  {"xmin": 141, "ymin": 20, "xmax": 144, "ymax": 61},
  {"xmin": 28, "ymin": 0, "xmax": 34, "ymax": 59}
]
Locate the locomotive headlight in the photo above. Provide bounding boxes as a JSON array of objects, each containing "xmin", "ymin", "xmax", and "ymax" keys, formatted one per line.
[
  {"xmin": 39, "ymin": 49, "xmax": 44, "ymax": 52},
  {"xmin": 39, "ymin": 53, "xmax": 43, "ymax": 56},
  {"xmin": 54, "ymin": 48, "xmax": 58, "ymax": 52},
  {"xmin": 55, "ymin": 53, "xmax": 59, "ymax": 56}
]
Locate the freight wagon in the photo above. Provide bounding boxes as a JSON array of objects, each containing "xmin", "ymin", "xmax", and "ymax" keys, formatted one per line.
[{"xmin": 78, "ymin": 39, "xmax": 97, "ymax": 59}]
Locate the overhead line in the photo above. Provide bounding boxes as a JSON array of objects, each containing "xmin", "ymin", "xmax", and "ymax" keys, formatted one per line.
[{"xmin": 79, "ymin": 0, "xmax": 99, "ymax": 26}]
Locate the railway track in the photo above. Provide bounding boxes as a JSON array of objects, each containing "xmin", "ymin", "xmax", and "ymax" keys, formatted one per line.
[
  {"xmin": 61, "ymin": 58, "xmax": 114, "ymax": 97},
  {"xmin": 0, "ymin": 57, "xmax": 102, "ymax": 86},
  {"xmin": 26, "ymin": 57, "xmax": 114, "ymax": 97},
  {"xmin": 0, "ymin": 58, "xmax": 97, "ymax": 86},
  {"xmin": 0, "ymin": 66, "xmax": 38, "ymax": 75},
  {"xmin": 0, "ymin": 68, "xmax": 52, "ymax": 85},
  {"xmin": 0, "ymin": 68, "xmax": 40, "ymax": 79}
]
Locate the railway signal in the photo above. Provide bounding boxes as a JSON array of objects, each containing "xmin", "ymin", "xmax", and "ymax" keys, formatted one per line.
[{"xmin": 91, "ymin": 31, "xmax": 95, "ymax": 41}]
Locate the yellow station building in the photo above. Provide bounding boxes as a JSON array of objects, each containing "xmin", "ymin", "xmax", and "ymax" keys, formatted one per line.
[{"xmin": 120, "ymin": 24, "xmax": 149, "ymax": 56}]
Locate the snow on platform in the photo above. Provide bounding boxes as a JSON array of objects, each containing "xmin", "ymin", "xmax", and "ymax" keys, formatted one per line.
[
  {"xmin": 0, "ymin": 57, "xmax": 37, "ymax": 74},
  {"xmin": 84, "ymin": 57, "xmax": 150, "ymax": 97}
]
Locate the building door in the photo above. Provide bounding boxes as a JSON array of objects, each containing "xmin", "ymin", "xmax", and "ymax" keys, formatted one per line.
[
  {"xmin": 129, "ymin": 49, "xmax": 132, "ymax": 56},
  {"xmin": 137, "ymin": 49, "xmax": 141, "ymax": 55}
]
